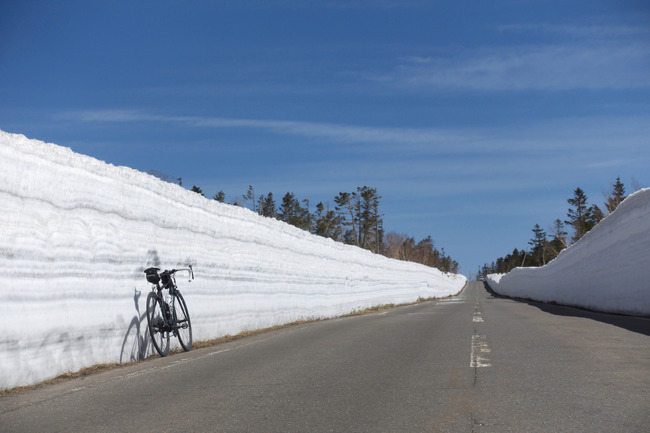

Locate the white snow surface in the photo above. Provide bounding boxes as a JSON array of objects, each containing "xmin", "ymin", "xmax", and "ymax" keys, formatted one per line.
[
  {"xmin": 487, "ymin": 187, "xmax": 650, "ymax": 316},
  {"xmin": 0, "ymin": 130, "xmax": 466, "ymax": 389}
]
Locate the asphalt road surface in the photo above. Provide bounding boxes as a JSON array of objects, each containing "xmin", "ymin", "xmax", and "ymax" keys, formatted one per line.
[{"xmin": 2, "ymin": 282, "xmax": 649, "ymax": 432}]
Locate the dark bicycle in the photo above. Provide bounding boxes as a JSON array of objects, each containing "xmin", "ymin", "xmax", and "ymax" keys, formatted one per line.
[{"xmin": 144, "ymin": 266, "xmax": 194, "ymax": 356}]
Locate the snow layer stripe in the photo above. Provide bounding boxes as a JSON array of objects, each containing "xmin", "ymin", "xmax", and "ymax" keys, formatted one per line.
[
  {"xmin": 486, "ymin": 187, "xmax": 650, "ymax": 316},
  {"xmin": 0, "ymin": 130, "xmax": 466, "ymax": 389}
]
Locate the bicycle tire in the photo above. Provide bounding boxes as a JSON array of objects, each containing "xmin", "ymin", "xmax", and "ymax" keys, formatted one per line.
[
  {"xmin": 173, "ymin": 291, "xmax": 193, "ymax": 351},
  {"xmin": 146, "ymin": 291, "xmax": 170, "ymax": 356}
]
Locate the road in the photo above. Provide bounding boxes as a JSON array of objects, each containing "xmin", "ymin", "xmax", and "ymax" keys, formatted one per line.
[{"xmin": 1, "ymin": 282, "xmax": 649, "ymax": 432}]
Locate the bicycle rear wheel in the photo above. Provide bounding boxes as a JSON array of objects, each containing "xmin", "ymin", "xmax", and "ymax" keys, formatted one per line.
[
  {"xmin": 173, "ymin": 291, "xmax": 192, "ymax": 351},
  {"xmin": 146, "ymin": 292, "xmax": 170, "ymax": 356}
]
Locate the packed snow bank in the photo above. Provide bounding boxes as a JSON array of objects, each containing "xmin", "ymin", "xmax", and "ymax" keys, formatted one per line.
[
  {"xmin": 487, "ymin": 188, "xmax": 650, "ymax": 316},
  {"xmin": 0, "ymin": 130, "xmax": 466, "ymax": 389}
]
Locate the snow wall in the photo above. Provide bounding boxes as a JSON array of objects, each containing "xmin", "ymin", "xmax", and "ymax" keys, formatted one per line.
[
  {"xmin": 487, "ymin": 188, "xmax": 650, "ymax": 316},
  {"xmin": 0, "ymin": 130, "xmax": 466, "ymax": 389}
]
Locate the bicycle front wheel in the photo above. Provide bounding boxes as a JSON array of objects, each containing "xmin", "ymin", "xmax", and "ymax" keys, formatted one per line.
[
  {"xmin": 173, "ymin": 291, "xmax": 192, "ymax": 351},
  {"xmin": 146, "ymin": 292, "xmax": 170, "ymax": 356}
]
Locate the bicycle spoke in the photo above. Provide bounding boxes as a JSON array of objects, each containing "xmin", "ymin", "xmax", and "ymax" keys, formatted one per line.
[
  {"xmin": 146, "ymin": 292, "xmax": 170, "ymax": 356},
  {"xmin": 173, "ymin": 292, "xmax": 193, "ymax": 351}
]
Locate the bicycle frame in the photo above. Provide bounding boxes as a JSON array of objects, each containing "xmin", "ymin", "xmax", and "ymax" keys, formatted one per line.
[
  {"xmin": 144, "ymin": 265, "xmax": 194, "ymax": 356},
  {"xmin": 146, "ymin": 266, "xmax": 194, "ymax": 332}
]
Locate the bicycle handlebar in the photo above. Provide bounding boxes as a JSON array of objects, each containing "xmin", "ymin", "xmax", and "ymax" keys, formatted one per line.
[
  {"xmin": 144, "ymin": 265, "xmax": 194, "ymax": 284},
  {"xmin": 165, "ymin": 265, "xmax": 194, "ymax": 281}
]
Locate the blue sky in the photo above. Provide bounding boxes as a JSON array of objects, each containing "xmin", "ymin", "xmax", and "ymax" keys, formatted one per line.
[{"xmin": 1, "ymin": 0, "xmax": 649, "ymax": 276}]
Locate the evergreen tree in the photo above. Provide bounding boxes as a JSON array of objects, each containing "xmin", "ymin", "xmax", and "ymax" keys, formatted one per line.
[
  {"xmin": 278, "ymin": 193, "xmax": 311, "ymax": 230},
  {"xmin": 213, "ymin": 190, "xmax": 226, "ymax": 202},
  {"xmin": 332, "ymin": 187, "xmax": 384, "ymax": 252},
  {"xmin": 371, "ymin": 193, "xmax": 384, "ymax": 253},
  {"xmin": 511, "ymin": 248, "xmax": 526, "ymax": 270},
  {"xmin": 481, "ymin": 264, "xmax": 490, "ymax": 279},
  {"xmin": 242, "ymin": 185, "xmax": 256, "ymax": 212},
  {"xmin": 313, "ymin": 201, "xmax": 325, "ymax": 230},
  {"xmin": 548, "ymin": 219, "xmax": 567, "ymax": 259},
  {"xmin": 278, "ymin": 192, "xmax": 298, "ymax": 225},
  {"xmin": 334, "ymin": 192, "xmax": 359, "ymax": 246},
  {"xmin": 565, "ymin": 187, "xmax": 592, "ymax": 243},
  {"xmin": 415, "ymin": 236, "xmax": 441, "ymax": 268},
  {"xmin": 528, "ymin": 224, "xmax": 547, "ymax": 266},
  {"xmin": 356, "ymin": 186, "xmax": 383, "ymax": 252},
  {"xmin": 191, "ymin": 185, "xmax": 205, "ymax": 197},
  {"xmin": 479, "ymin": 247, "xmax": 528, "ymax": 277},
  {"xmin": 605, "ymin": 177, "xmax": 626, "ymax": 213},
  {"xmin": 258, "ymin": 192, "xmax": 277, "ymax": 218},
  {"xmin": 299, "ymin": 199, "xmax": 312, "ymax": 231},
  {"xmin": 313, "ymin": 202, "xmax": 342, "ymax": 240},
  {"xmin": 157, "ymin": 172, "xmax": 463, "ymax": 271},
  {"xmin": 266, "ymin": 193, "xmax": 277, "ymax": 218}
]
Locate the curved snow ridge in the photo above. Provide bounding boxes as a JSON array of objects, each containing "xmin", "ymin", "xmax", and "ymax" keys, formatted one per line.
[
  {"xmin": 487, "ymin": 188, "xmax": 650, "ymax": 316},
  {"xmin": 0, "ymin": 130, "xmax": 466, "ymax": 389}
]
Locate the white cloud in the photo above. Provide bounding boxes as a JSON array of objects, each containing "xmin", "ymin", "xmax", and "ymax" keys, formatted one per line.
[
  {"xmin": 68, "ymin": 109, "xmax": 479, "ymax": 148},
  {"xmin": 375, "ymin": 22, "xmax": 650, "ymax": 92},
  {"xmin": 384, "ymin": 42, "xmax": 650, "ymax": 91},
  {"xmin": 67, "ymin": 110, "xmax": 650, "ymax": 157},
  {"xmin": 496, "ymin": 23, "xmax": 650, "ymax": 40}
]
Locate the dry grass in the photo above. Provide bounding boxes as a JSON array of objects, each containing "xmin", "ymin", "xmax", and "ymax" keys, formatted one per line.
[
  {"xmin": 1, "ymin": 320, "xmax": 316, "ymax": 396},
  {"xmin": 0, "ymin": 362, "xmax": 134, "ymax": 396}
]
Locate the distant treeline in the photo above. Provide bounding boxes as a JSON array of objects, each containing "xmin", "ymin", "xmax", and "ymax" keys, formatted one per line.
[
  {"xmin": 478, "ymin": 177, "xmax": 639, "ymax": 280},
  {"xmin": 149, "ymin": 170, "xmax": 459, "ymax": 273}
]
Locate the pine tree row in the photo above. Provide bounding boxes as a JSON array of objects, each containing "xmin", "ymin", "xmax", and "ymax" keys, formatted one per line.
[
  {"xmin": 149, "ymin": 170, "xmax": 460, "ymax": 274},
  {"xmin": 228, "ymin": 185, "xmax": 385, "ymax": 254},
  {"xmin": 478, "ymin": 177, "xmax": 631, "ymax": 279}
]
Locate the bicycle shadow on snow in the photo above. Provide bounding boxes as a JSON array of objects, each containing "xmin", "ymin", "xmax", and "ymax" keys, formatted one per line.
[
  {"xmin": 120, "ymin": 287, "xmax": 154, "ymax": 362},
  {"xmin": 121, "ymin": 249, "xmax": 193, "ymax": 361},
  {"xmin": 120, "ymin": 249, "xmax": 161, "ymax": 362}
]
